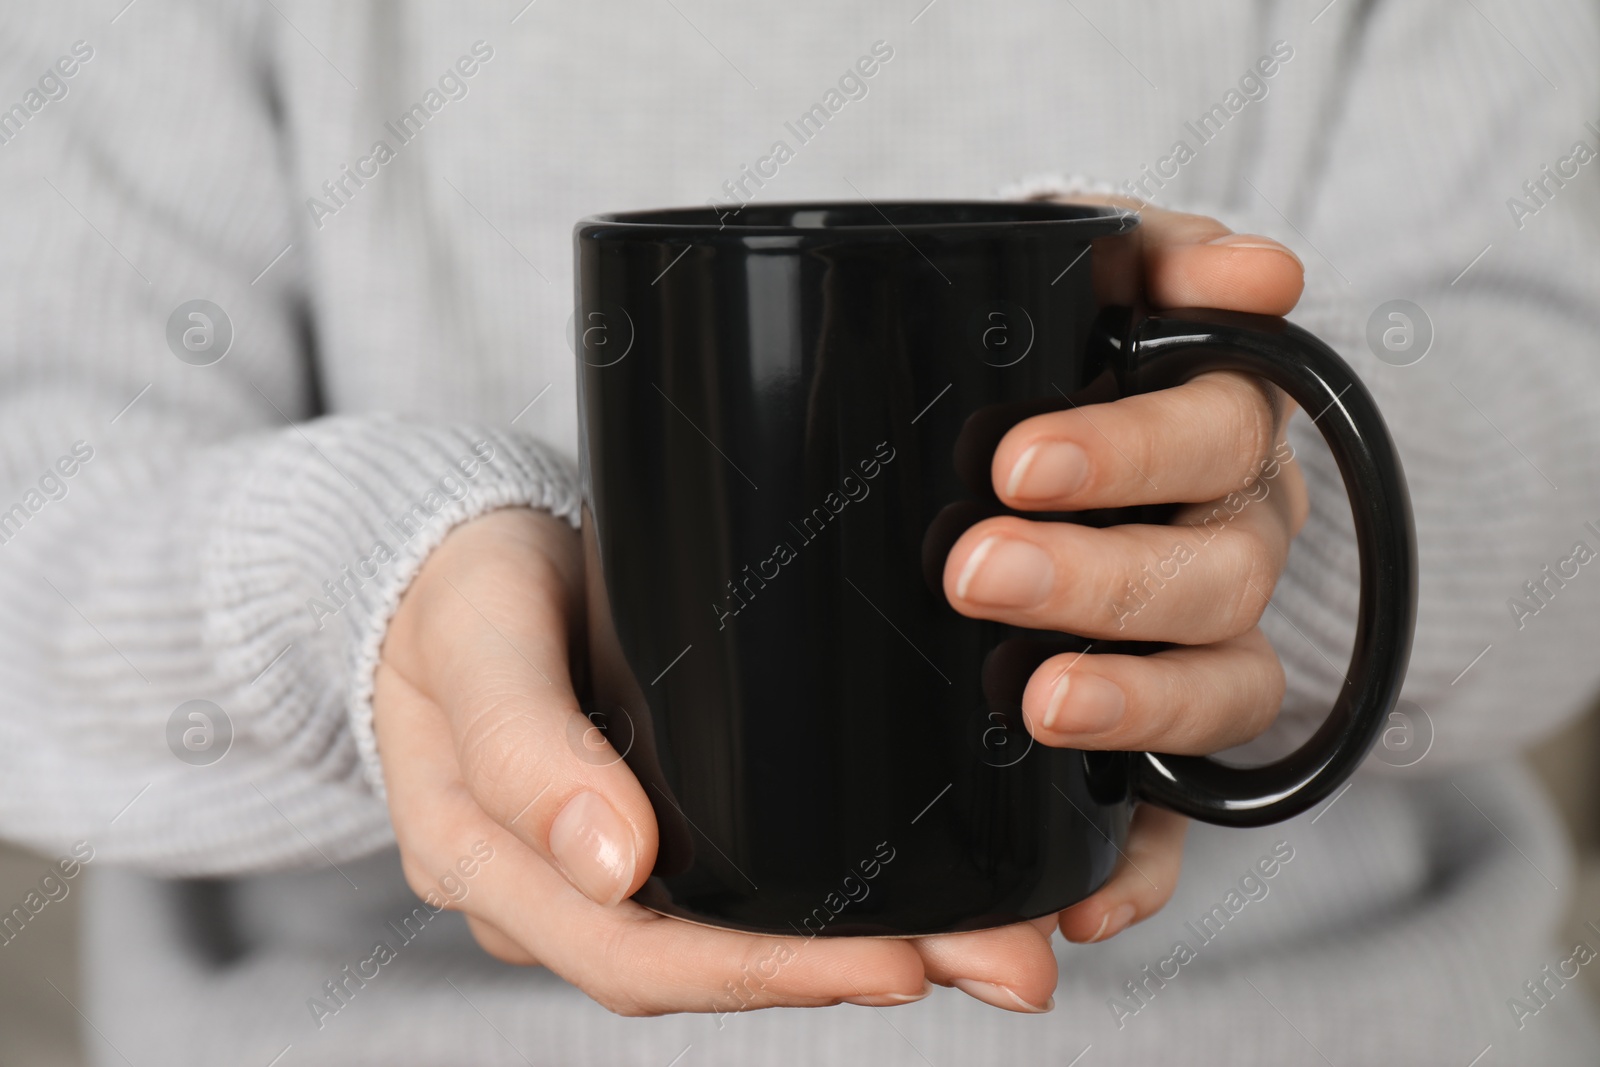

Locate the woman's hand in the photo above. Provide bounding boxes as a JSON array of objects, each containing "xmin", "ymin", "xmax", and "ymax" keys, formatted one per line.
[
  {"xmin": 376, "ymin": 508, "xmax": 1055, "ymax": 1015},
  {"xmin": 943, "ymin": 199, "xmax": 1310, "ymax": 947}
]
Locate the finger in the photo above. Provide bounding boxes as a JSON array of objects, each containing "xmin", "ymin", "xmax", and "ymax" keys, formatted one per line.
[
  {"xmin": 376, "ymin": 662, "xmax": 930, "ymax": 1015},
  {"xmin": 1053, "ymin": 199, "xmax": 1304, "ymax": 314},
  {"xmin": 1020, "ymin": 629, "xmax": 1285, "ymax": 753},
  {"xmin": 1139, "ymin": 209, "xmax": 1304, "ymax": 315},
  {"xmin": 466, "ymin": 915, "xmax": 541, "ymax": 966},
  {"xmin": 389, "ymin": 512, "xmax": 659, "ymax": 907},
  {"xmin": 476, "ymin": 846, "xmax": 930, "ymax": 1015},
  {"xmin": 910, "ymin": 923, "xmax": 1058, "ymax": 1013},
  {"xmin": 943, "ymin": 500, "xmax": 1295, "ymax": 644},
  {"xmin": 1058, "ymin": 805, "xmax": 1189, "ymax": 944},
  {"xmin": 993, "ymin": 372, "xmax": 1292, "ymax": 511}
]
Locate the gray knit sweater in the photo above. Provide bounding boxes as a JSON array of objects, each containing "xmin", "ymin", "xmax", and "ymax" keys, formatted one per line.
[{"xmin": 3, "ymin": 1, "xmax": 1600, "ymax": 1063}]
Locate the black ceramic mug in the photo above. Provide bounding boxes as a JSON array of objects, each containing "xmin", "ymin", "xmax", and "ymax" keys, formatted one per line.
[{"xmin": 573, "ymin": 200, "xmax": 1415, "ymax": 937}]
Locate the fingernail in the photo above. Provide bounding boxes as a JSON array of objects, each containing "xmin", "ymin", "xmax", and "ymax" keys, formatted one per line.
[
  {"xmin": 951, "ymin": 979, "xmax": 1054, "ymax": 1014},
  {"xmin": 1041, "ymin": 671, "xmax": 1125, "ymax": 734},
  {"xmin": 1005, "ymin": 441, "xmax": 1089, "ymax": 501},
  {"xmin": 955, "ymin": 536, "xmax": 1054, "ymax": 607},
  {"xmin": 845, "ymin": 980, "xmax": 933, "ymax": 1007},
  {"xmin": 1094, "ymin": 903, "xmax": 1138, "ymax": 942},
  {"xmin": 1205, "ymin": 232, "xmax": 1303, "ymax": 267},
  {"xmin": 548, "ymin": 791, "xmax": 636, "ymax": 905}
]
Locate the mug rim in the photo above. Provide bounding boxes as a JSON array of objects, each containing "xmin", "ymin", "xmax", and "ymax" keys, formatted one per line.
[{"xmin": 577, "ymin": 199, "xmax": 1140, "ymax": 240}]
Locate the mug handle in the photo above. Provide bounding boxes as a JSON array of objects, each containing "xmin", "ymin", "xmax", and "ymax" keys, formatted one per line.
[{"xmin": 1113, "ymin": 307, "xmax": 1417, "ymax": 826}]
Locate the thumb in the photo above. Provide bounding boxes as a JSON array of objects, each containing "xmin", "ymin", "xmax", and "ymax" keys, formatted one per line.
[{"xmin": 395, "ymin": 508, "xmax": 658, "ymax": 906}]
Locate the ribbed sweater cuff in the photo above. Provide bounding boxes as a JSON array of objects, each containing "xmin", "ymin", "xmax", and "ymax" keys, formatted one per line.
[{"xmin": 207, "ymin": 416, "xmax": 580, "ymax": 800}]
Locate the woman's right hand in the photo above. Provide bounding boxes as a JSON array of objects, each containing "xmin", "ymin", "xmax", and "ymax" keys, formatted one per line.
[{"xmin": 373, "ymin": 506, "xmax": 1063, "ymax": 1016}]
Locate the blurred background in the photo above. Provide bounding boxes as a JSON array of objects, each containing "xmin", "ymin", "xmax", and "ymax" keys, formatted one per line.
[{"xmin": 5, "ymin": 702, "xmax": 1600, "ymax": 1064}]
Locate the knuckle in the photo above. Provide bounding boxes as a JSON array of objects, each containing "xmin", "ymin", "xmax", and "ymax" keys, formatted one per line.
[
  {"xmin": 457, "ymin": 707, "xmax": 560, "ymax": 818},
  {"xmin": 1117, "ymin": 677, "xmax": 1173, "ymax": 752},
  {"xmin": 586, "ymin": 925, "xmax": 657, "ymax": 1017},
  {"xmin": 1209, "ymin": 373, "xmax": 1277, "ymax": 479},
  {"xmin": 717, "ymin": 937, "xmax": 791, "ymax": 1013},
  {"xmin": 1133, "ymin": 649, "xmax": 1245, "ymax": 755},
  {"xmin": 1214, "ymin": 531, "xmax": 1275, "ymax": 636},
  {"xmin": 1145, "ymin": 657, "xmax": 1207, "ymax": 747},
  {"xmin": 1176, "ymin": 634, "xmax": 1285, "ymax": 750},
  {"xmin": 736, "ymin": 937, "xmax": 779, "ymax": 995},
  {"xmin": 1104, "ymin": 534, "xmax": 1184, "ymax": 632},
  {"xmin": 1115, "ymin": 405, "xmax": 1165, "ymax": 486}
]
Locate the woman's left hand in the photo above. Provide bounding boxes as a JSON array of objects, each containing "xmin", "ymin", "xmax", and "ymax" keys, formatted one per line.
[{"xmin": 914, "ymin": 199, "xmax": 1310, "ymax": 1014}]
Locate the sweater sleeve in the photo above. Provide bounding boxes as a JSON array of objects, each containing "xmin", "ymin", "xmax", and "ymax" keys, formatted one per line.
[{"xmin": 0, "ymin": 2, "xmax": 576, "ymax": 873}]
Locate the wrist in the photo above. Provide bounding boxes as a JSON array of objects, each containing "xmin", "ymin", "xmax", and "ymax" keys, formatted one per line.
[{"xmin": 381, "ymin": 506, "xmax": 582, "ymax": 698}]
